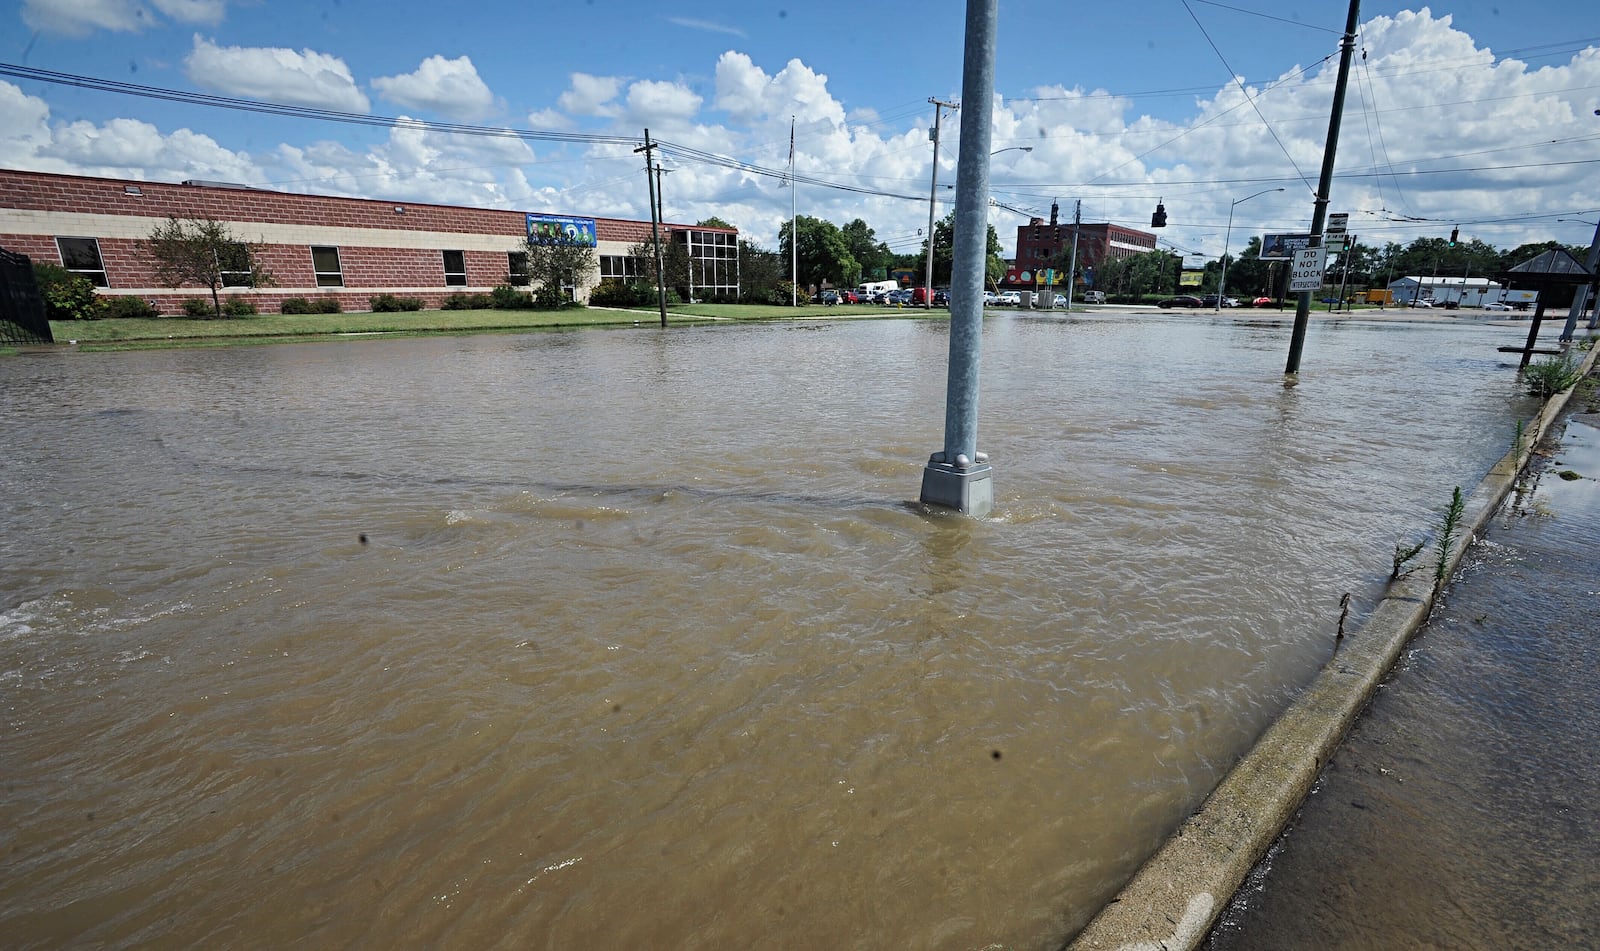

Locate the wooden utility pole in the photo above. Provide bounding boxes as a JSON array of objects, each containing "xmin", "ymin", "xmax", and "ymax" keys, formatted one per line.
[
  {"xmin": 1285, "ymin": 0, "xmax": 1360, "ymax": 375},
  {"xmin": 634, "ymin": 129, "xmax": 668, "ymax": 327}
]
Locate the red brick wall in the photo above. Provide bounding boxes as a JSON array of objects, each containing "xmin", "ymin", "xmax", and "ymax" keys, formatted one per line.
[{"xmin": 1, "ymin": 169, "xmax": 737, "ymax": 314}]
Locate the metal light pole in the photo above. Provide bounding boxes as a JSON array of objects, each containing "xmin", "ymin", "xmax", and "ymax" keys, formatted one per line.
[
  {"xmin": 1217, "ymin": 187, "xmax": 1284, "ymax": 313},
  {"xmin": 920, "ymin": 0, "xmax": 998, "ymax": 517}
]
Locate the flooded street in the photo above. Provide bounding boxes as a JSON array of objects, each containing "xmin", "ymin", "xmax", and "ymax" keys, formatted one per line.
[
  {"xmin": 1206, "ymin": 400, "xmax": 1600, "ymax": 951},
  {"xmin": 0, "ymin": 314, "xmax": 1553, "ymax": 949}
]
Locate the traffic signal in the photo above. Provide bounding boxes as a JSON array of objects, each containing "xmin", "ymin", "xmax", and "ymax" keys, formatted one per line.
[
  {"xmin": 1151, "ymin": 201, "xmax": 1167, "ymax": 228},
  {"xmin": 1448, "ymin": 226, "xmax": 1458, "ymax": 247}
]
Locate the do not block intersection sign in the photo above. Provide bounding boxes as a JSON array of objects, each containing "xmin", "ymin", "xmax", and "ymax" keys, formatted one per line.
[{"xmin": 1288, "ymin": 246, "xmax": 1328, "ymax": 293}]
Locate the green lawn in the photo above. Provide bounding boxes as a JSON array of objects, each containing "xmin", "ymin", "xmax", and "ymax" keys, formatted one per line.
[{"xmin": 46, "ymin": 302, "xmax": 942, "ymax": 351}]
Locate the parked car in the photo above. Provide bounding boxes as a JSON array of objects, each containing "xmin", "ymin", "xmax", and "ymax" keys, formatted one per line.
[
  {"xmin": 813, "ymin": 289, "xmax": 840, "ymax": 305},
  {"xmin": 932, "ymin": 289, "xmax": 950, "ymax": 306},
  {"xmin": 1199, "ymin": 294, "xmax": 1237, "ymax": 308},
  {"xmin": 1082, "ymin": 290, "xmax": 1107, "ymax": 304},
  {"xmin": 1157, "ymin": 295, "xmax": 1204, "ymax": 308},
  {"xmin": 982, "ymin": 290, "xmax": 999, "ymax": 305},
  {"xmin": 1252, "ymin": 297, "xmax": 1275, "ymax": 307},
  {"xmin": 886, "ymin": 289, "xmax": 913, "ymax": 305},
  {"xmin": 839, "ymin": 290, "xmax": 860, "ymax": 304},
  {"xmin": 1409, "ymin": 298, "xmax": 1434, "ymax": 308},
  {"xmin": 996, "ymin": 291, "xmax": 1022, "ymax": 306},
  {"xmin": 1053, "ymin": 293, "xmax": 1067, "ymax": 307},
  {"xmin": 1483, "ymin": 301, "xmax": 1513, "ymax": 311}
]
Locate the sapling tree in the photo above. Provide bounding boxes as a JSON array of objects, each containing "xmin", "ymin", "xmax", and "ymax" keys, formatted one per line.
[{"xmin": 145, "ymin": 217, "xmax": 273, "ymax": 318}]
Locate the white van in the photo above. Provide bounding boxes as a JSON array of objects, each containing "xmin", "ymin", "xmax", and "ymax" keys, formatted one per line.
[{"xmin": 1082, "ymin": 290, "xmax": 1107, "ymax": 304}]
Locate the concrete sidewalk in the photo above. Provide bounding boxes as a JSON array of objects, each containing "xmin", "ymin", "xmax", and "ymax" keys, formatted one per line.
[{"xmin": 1066, "ymin": 344, "xmax": 1600, "ymax": 951}]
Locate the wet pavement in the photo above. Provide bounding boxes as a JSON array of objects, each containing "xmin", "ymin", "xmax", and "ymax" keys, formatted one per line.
[{"xmin": 1206, "ymin": 380, "xmax": 1600, "ymax": 951}]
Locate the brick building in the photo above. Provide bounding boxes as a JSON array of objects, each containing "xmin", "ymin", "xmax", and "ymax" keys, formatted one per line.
[
  {"xmin": 1001, "ymin": 201, "xmax": 1156, "ymax": 293},
  {"xmin": 0, "ymin": 168, "xmax": 738, "ymax": 314}
]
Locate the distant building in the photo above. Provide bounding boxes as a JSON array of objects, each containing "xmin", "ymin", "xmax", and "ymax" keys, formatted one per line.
[
  {"xmin": 1001, "ymin": 201, "xmax": 1157, "ymax": 291},
  {"xmin": 0, "ymin": 168, "xmax": 738, "ymax": 314},
  {"xmin": 1388, "ymin": 275, "xmax": 1503, "ymax": 307}
]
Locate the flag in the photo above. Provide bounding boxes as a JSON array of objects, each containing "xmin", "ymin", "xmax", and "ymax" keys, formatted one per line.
[{"xmin": 788, "ymin": 118, "xmax": 794, "ymax": 166}]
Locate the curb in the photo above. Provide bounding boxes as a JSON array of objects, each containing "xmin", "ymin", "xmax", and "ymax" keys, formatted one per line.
[{"xmin": 1065, "ymin": 344, "xmax": 1600, "ymax": 951}]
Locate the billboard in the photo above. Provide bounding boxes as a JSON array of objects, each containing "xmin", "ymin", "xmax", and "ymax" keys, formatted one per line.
[
  {"xmin": 526, "ymin": 213, "xmax": 597, "ymax": 247},
  {"xmin": 1260, "ymin": 232, "xmax": 1314, "ymax": 262}
]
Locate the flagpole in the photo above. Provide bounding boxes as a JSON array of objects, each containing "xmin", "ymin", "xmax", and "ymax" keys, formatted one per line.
[{"xmin": 789, "ymin": 116, "xmax": 797, "ymax": 307}]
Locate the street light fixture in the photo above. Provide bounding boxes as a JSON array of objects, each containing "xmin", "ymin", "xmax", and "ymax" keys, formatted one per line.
[{"xmin": 1218, "ymin": 187, "xmax": 1285, "ymax": 312}]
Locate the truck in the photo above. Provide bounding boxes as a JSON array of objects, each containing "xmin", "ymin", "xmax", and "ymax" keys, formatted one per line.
[{"xmin": 856, "ymin": 280, "xmax": 899, "ymax": 299}]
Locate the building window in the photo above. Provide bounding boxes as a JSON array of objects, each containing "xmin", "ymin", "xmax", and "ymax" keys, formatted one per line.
[
  {"xmin": 56, "ymin": 236, "xmax": 108, "ymax": 287},
  {"xmin": 507, "ymin": 251, "xmax": 530, "ymax": 285},
  {"xmin": 219, "ymin": 242, "xmax": 254, "ymax": 287},
  {"xmin": 311, "ymin": 246, "xmax": 343, "ymax": 287},
  {"xmin": 442, "ymin": 250, "xmax": 467, "ymax": 286},
  {"xmin": 600, "ymin": 255, "xmax": 638, "ymax": 283}
]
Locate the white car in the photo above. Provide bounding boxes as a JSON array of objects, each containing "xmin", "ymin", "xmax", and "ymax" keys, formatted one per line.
[
  {"xmin": 996, "ymin": 291, "xmax": 1022, "ymax": 306},
  {"xmin": 1483, "ymin": 301, "xmax": 1513, "ymax": 311},
  {"xmin": 982, "ymin": 290, "xmax": 999, "ymax": 305},
  {"xmin": 1053, "ymin": 293, "xmax": 1068, "ymax": 307}
]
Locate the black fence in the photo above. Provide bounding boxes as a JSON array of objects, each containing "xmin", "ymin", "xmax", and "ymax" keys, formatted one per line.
[{"xmin": 1, "ymin": 247, "xmax": 55, "ymax": 345}]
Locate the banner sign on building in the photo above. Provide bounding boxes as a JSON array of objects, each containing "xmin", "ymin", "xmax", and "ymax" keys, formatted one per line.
[
  {"xmin": 526, "ymin": 213, "xmax": 597, "ymax": 247},
  {"xmin": 1260, "ymin": 232, "xmax": 1314, "ymax": 262},
  {"xmin": 1288, "ymin": 246, "xmax": 1328, "ymax": 292}
]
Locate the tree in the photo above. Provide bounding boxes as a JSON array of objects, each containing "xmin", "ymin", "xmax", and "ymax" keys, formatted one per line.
[
  {"xmin": 840, "ymin": 219, "xmax": 892, "ymax": 285},
  {"xmin": 627, "ymin": 236, "xmax": 689, "ymax": 300},
  {"xmin": 145, "ymin": 216, "xmax": 273, "ymax": 318},
  {"xmin": 738, "ymin": 240, "xmax": 786, "ymax": 304},
  {"xmin": 525, "ymin": 231, "xmax": 598, "ymax": 308},
  {"xmin": 778, "ymin": 215, "xmax": 857, "ymax": 290},
  {"xmin": 923, "ymin": 211, "xmax": 1006, "ymax": 288}
]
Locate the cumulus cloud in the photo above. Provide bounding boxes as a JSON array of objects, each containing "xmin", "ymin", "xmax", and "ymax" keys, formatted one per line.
[
  {"xmin": 557, "ymin": 73, "xmax": 622, "ymax": 118},
  {"xmin": 185, "ymin": 35, "xmax": 370, "ymax": 113},
  {"xmin": 372, "ymin": 55, "xmax": 496, "ymax": 121},
  {"xmin": 625, "ymin": 79, "xmax": 702, "ymax": 124},
  {"xmin": 21, "ymin": 0, "xmax": 152, "ymax": 35},
  {"xmin": 21, "ymin": 0, "xmax": 221, "ymax": 34}
]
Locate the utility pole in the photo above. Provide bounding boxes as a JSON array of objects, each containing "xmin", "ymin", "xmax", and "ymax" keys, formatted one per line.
[
  {"xmin": 924, "ymin": 97, "xmax": 958, "ymax": 308},
  {"xmin": 1285, "ymin": 0, "xmax": 1360, "ymax": 375},
  {"xmin": 634, "ymin": 129, "xmax": 668, "ymax": 327},
  {"xmin": 1063, "ymin": 199, "xmax": 1081, "ymax": 312}
]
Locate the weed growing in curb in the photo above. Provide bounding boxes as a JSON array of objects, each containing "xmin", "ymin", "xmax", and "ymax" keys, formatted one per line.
[
  {"xmin": 1522, "ymin": 353, "xmax": 1583, "ymax": 398},
  {"xmin": 1434, "ymin": 486, "xmax": 1466, "ymax": 591},
  {"xmin": 1391, "ymin": 539, "xmax": 1427, "ymax": 580}
]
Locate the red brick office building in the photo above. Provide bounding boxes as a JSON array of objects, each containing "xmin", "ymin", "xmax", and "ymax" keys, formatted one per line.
[
  {"xmin": 0, "ymin": 168, "xmax": 738, "ymax": 314},
  {"xmin": 1001, "ymin": 200, "xmax": 1157, "ymax": 293}
]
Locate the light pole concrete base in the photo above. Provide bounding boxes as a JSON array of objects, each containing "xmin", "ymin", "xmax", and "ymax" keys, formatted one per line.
[{"xmin": 919, "ymin": 461, "xmax": 994, "ymax": 517}]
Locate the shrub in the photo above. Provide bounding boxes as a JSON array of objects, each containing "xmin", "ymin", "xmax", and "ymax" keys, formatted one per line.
[
  {"xmin": 280, "ymin": 297, "xmax": 311, "ymax": 314},
  {"xmin": 95, "ymin": 296, "xmax": 162, "ymax": 319},
  {"xmin": 588, "ymin": 281, "xmax": 657, "ymax": 307},
  {"xmin": 183, "ymin": 297, "xmax": 217, "ymax": 318},
  {"xmin": 33, "ymin": 263, "xmax": 99, "ymax": 321},
  {"xmin": 490, "ymin": 284, "xmax": 533, "ymax": 309},
  {"xmin": 313, "ymin": 297, "xmax": 342, "ymax": 314},
  {"xmin": 442, "ymin": 292, "xmax": 493, "ymax": 310},
  {"xmin": 370, "ymin": 293, "xmax": 424, "ymax": 312},
  {"xmin": 224, "ymin": 299, "xmax": 257, "ymax": 317}
]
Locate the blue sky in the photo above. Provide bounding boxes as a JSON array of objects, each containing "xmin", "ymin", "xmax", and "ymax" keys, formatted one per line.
[{"xmin": 3, "ymin": 0, "xmax": 1598, "ymax": 259}]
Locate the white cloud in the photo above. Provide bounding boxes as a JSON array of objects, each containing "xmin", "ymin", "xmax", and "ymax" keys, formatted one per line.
[
  {"xmin": 372, "ymin": 55, "xmax": 496, "ymax": 121},
  {"xmin": 20, "ymin": 0, "xmax": 222, "ymax": 34},
  {"xmin": 557, "ymin": 73, "xmax": 622, "ymax": 118},
  {"xmin": 527, "ymin": 108, "xmax": 571, "ymax": 130},
  {"xmin": 185, "ymin": 34, "xmax": 370, "ymax": 113},
  {"xmin": 150, "ymin": 0, "xmax": 223, "ymax": 25},
  {"xmin": 625, "ymin": 79, "xmax": 702, "ymax": 124},
  {"xmin": 21, "ymin": 0, "xmax": 152, "ymax": 35}
]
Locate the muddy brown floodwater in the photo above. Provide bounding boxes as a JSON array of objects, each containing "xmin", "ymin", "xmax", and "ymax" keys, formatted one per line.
[{"xmin": 0, "ymin": 314, "xmax": 1555, "ymax": 949}]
